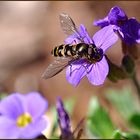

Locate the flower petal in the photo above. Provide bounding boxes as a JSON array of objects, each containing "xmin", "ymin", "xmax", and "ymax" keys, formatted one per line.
[
  {"xmin": 24, "ymin": 92, "xmax": 48, "ymax": 121},
  {"xmin": 0, "ymin": 116, "xmax": 20, "ymax": 138},
  {"xmin": 79, "ymin": 24, "xmax": 93, "ymax": 44},
  {"xmin": 0, "ymin": 93, "xmax": 25, "ymax": 119},
  {"xmin": 20, "ymin": 116, "xmax": 48, "ymax": 139},
  {"xmin": 64, "ymin": 34, "xmax": 80, "ymax": 45},
  {"xmin": 56, "ymin": 97, "xmax": 72, "ymax": 138},
  {"xmin": 93, "ymin": 25, "xmax": 118, "ymax": 52},
  {"xmin": 86, "ymin": 56, "xmax": 109, "ymax": 85},
  {"xmin": 66, "ymin": 59, "xmax": 87, "ymax": 86},
  {"xmin": 64, "ymin": 24, "xmax": 93, "ymax": 45},
  {"xmin": 108, "ymin": 6, "xmax": 128, "ymax": 25},
  {"xmin": 121, "ymin": 18, "xmax": 140, "ymax": 46},
  {"xmin": 136, "ymin": 38, "xmax": 140, "ymax": 43},
  {"xmin": 94, "ymin": 16, "xmax": 110, "ymax": 28}
]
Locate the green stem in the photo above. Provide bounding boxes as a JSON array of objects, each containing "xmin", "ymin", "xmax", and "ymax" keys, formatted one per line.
[{"xmin": 131, "ymin": 73, "xmax": 140, "ymax": 100}]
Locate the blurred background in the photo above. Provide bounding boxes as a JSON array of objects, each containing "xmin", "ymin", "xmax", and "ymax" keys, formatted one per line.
[{"xmin": 0, "ymin": 1, "xmax": 140, "ymax": 136}]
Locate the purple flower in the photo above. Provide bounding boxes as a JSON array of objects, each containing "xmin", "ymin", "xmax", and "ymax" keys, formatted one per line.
[
  {"xmin": 0, "ymin": 92, "xmax": 48, "ymax": 139},
  {"xmin": 94, "ymin": 6, "xmax": 140, "ymax": 46},
  {"xmin": 94, "ymin": 6, "xmax": 128, "ymax": 27},
  {"xmin": 65, "ymin": 24, "xmax": 118, "ymax": 86},
  {"xmin": 56, "ymin": 97, "xmax": 73, "ymax": 139}
]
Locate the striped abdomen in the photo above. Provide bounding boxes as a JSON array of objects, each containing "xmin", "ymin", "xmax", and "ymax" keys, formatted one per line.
[
  {"xmin": 51, "ymin": 43, "xmax": 89, "ymax": 57},
  {"xmin": 51, "ymin": 44, "xmax": 75, "ymax": 57}
]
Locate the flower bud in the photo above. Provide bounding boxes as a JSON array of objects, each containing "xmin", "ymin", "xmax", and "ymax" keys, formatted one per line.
[
  {"xmin": 122, "ymin": 55, "xmax": 135, "ymax": 76},
  {"xmin": 105, "ymin": 55, "xmax": 127, "ymax": 82},
  {"xmin": 121, "ymin": 41, "xmax": 139, "ymax": 60}
]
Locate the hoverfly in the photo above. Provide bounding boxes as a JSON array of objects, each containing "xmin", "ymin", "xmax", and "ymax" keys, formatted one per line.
[{"xmin": 42, "ymin": 13, "xmax": 103, "ymax": 79}]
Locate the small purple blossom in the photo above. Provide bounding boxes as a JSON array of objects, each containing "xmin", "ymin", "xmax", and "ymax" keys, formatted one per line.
[
  {"xmin": 56, "ymin": 97, "xmax": 73, "ymax": 139},
  {"xmin": 65, "ymin": 24, "xmax": 118, "ymax": 86},
  {"xmin": 94, "ymin": 6, "xmax": 140, "ymax": 46},
  {"xmin": 94, "ymin": 6, "xmax": 128, "ymax": 27},
  {"xmin": 0, "ymin": 92, "xmax": 48, "ymax": 139}
]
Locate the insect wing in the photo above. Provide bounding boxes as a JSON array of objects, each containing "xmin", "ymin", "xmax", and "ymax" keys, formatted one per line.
[
  {"xmin": 42, "ymin": 57, "xmax": 73, "ymax": 79},
  {"xmin": 59, "ymin": 13, "xmax": 81, "ymax": 37}
]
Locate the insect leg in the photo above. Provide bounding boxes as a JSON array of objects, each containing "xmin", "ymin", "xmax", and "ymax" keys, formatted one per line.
[
  {"xmin": 81, "ymin": 64, "xmax": 89, "ymax": 74},
  {"xmin": 69, "ymin": 64, "xmax": 73, "ymax": 76},
  {"xmin": 68, "ymin": 56, "xmax": 79, "ymax": 77},
  {"xmin": 69, "ymin": 63, "xmax": 88, "ymax": 77},
  {"xmin": 74, "ymin": 40, "xmax": 77, "ymax": 44}
]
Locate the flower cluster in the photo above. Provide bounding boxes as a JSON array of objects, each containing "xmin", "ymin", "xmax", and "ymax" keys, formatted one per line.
[
  {"xmin": 65, "ymin": 23, "xmax": 118, "ymax": 87},
  {"xmin": 0, "ymin": 92, "xmax": 48, "ymax": 139},
  {"xmin": 64, "ymin": 6, "xmax": 140, "ymax": 87},
  {"xmin": 94, "ymin": 6, "xmax": 140, "ymax": 46}
]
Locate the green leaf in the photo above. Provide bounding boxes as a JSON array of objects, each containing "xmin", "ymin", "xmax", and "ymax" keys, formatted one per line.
[
  {"xmin": 112, "ymin": 129, "xmax": 123, "ymax": 139},
  {"xmin": 106, "ymin": 87, "xmax": 140, "ymax": 120},
  {"xmin": 112, "ymin": 129, "xmax": 140, "ymax": 139},
  {"xmin": 129, "ymin": 113, "xmax": 140, "ymax": 130},
  {"xmin": 49, "ymin": 135, "xmax": 59, "ymax": 139},
  {"xmin": 86, "ymin": 97, "xmax": 115, "ymax": 138},
  {"xmin": 123, "ymin": 133, "xmax": 140, "ymax": 139}
]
